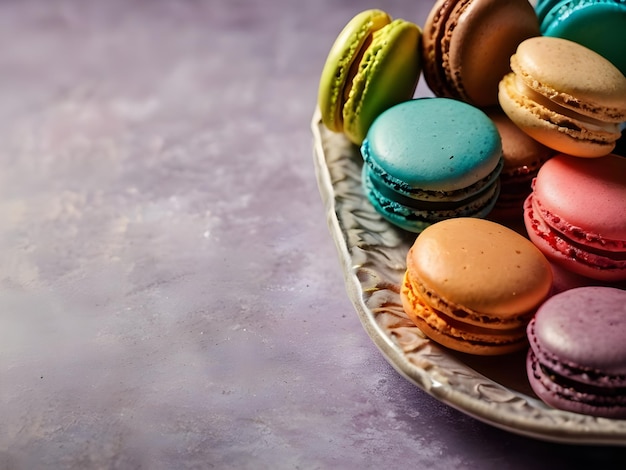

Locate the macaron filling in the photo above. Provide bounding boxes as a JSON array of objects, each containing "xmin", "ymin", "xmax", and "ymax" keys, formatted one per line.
[
  {"xmin": 362, "ymin": 167, "xmax": 500, "ymax": 228},
  {"xmin": 366, "ymin": 168, "xmax": 500, "ymax": 211},
  {"xmin": 512, "ymin": 75, "xmax": 621, "ymax": 136},
  {"xmin": 527, "ymin": 315, "xmax": 626, "ymax": 416},
  {"xmin": 408, "ymin": 270, "xmax": 533, "ymax": 329},
  {"xmin": 362, "ymin": 140, "xmax": 504, "ymax": 202},
  {"xmin": 528, "ymin": 350, "xmax": 626, "ymax": 409},
  {"xmin": 402, "ymin": 273, "xmax": 527, "ymax": 349}
]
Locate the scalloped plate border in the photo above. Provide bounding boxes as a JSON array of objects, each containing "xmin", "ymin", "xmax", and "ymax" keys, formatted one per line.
[{"xmin": 311, "ymin": 109, "xmax": 626, "ymax": 446}]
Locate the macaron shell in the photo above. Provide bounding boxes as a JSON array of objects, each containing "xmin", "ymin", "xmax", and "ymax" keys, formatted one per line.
[
  {"xmin": 407, "ymin": 218, "xmax": 552, "ymax": 317},
  {"xmin": 526, "ymin": 286, "xmax": 626, "ymax": 418},
  {"xmin": 531, "ymin": 154, "xmax": 626, "ymax": 246},
  {"xmin": 530, "ymin": 286, "xmax": 626, "ymax": 380},
  {"xmin": 524, "ymin": 196, "xmax": 626, "ymax": 282},
  {"xmin": 498, "ymin": 72, "xmax": 619, "ymax": 158},
  {"xmin": 362, "ymin": 165, "xmax": 500, "ymax": 233},
  {"xmin": 343, "ymin": 19, "xmax": 421, "ymax": 144},
  {"xmin": 487, "ymin": 109, "xmax": 554, "ymax": 173},
  {"xmin": 421, "ymin": 0, "xmax": 459, "ymax": 99},
  {"xmin": 401, "ymin": 272, "xmax": 527, "ymax": 355},
  {"xmin": 445, "ymin": 0, "xmax": 540, "ymax": 106},
  {"xmin": 526, "ymin": 348, "xmax": 626, "ymax": 419},
  {"xmin": 534, "ymin": 0, "xmax": 563, "ymax": 23},
  {"xmin": 510, "ymin": 37, "xmax": 626, "ymax": 122},
  {"xmin": 487, "ymin": 109, "xmax": 554, "ymax": 218},
  {"xmin": 318, "ymin": 10, "xmax": 391, "ymax": 132},
  {"xmin": 363, "ymin": 98, "xmax": 502, "ymax": 192},
  {"xmin": 540, "ymin": 0, "xmax": 626, "ymax": 75}
]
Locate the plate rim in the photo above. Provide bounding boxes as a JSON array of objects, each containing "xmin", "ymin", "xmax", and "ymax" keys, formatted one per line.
[{"xmin": 311, "ymin": 109, "xmax": 626, "ymax": 446}]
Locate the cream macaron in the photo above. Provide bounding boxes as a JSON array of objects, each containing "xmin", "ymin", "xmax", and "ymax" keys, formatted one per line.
[{"xmin": 498, "ymin": 37, "xmax": 626, "ymax": 157}]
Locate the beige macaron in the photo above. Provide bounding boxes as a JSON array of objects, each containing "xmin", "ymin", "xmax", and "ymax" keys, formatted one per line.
[
  {"xmin": 498, "ymin": 37, "xmax": 626, "ymax": 157},
  {"xmin": 422, "ymin": 0, "xmax": 539, "ymax": 107}
]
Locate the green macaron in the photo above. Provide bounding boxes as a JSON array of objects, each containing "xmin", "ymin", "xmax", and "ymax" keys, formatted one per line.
[{"xmin": 317, "ymin": 9, "xmax": 422, "ymax": 145}]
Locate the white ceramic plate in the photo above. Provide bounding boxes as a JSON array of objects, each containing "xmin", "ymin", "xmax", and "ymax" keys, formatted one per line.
[{"xmin": 311, "ymin": 110, "xmax": 626, "ymax": 446}]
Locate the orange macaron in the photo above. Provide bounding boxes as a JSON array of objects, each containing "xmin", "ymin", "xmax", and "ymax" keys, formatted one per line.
[{"xmin": 401, "ymin": 218, "xmax": 552, "ymax": 355}]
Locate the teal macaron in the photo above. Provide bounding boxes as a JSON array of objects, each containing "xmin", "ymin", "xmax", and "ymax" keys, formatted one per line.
[
  {"xmin": 361, "ymin": 98, "xmax": 503, "ymax": 233},
  {"xmin": 535, "ymin": 0, "xmax": 626, "ymax": 75}
]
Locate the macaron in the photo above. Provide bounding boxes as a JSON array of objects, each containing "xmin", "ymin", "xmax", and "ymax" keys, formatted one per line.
[
  {"xmin": 535, "ymin": 0, "xmax": 626, "ymax": 76},
  {"xmin": 527, "ymin": 286, "xmax": 626, "ymax": 419},
  {"xmin": 401, "ymin": 218, "xmax": 553, "ymax": 355},
  {"xmin": 498, "ymin": 36, "xmax": 626, "ymax": 158},
  {"xmin": 523, "ymin": 153, "xmax": 626, "ymax": 282},
  {"xmin": 614, "ymin": 126, "xmax": 626, "ymax": 157},
  {"xmin": 317, "ymin": 9, "xmax": 422, "ymax": 145},
  {"xmin": 361, "ymin": 98, "xmax": 503, "ymax": 233},
  {"xmin": 486, "ymin": 109, "xmax": 554, "ymax": 220},
  {"xmin": 421, "ymin": 0, "xmax": 539, "ymax": 107}
]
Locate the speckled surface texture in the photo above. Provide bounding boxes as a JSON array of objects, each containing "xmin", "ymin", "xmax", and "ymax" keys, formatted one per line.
[{"xmin": 2, "ymin": 0, "xmax": 626, "ymax": 468}]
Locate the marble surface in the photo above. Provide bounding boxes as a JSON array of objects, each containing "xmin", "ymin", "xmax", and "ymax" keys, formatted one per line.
[{"xmin": 1, "ymin": 0, "xmax": 626, "ymax": 468}]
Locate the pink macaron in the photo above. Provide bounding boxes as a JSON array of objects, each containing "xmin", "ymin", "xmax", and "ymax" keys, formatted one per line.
[{"xmin": 523, "ymin": 153, "xmax": 626, "ymax": 282}]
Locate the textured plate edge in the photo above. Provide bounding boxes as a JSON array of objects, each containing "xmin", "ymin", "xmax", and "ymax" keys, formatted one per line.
[{"xmin": 310, "ymin": 108, "xmax": 626, "ymax": 446}]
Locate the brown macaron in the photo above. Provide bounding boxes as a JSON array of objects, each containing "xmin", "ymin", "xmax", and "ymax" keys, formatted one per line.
[
  {"xmin": 401, "ymin": 218, "xmax": 552, "ymax": 355},
  {"xmin": 486, "ymin": 108, "xmax": 554, "ymax": 220},
  {"xmin": 421, "ymin": 0, "xmax": 540, "ymax": 107}
]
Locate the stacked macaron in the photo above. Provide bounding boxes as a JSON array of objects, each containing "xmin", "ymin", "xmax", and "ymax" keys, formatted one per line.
[
  {"xmin": 527, "ymin": 286, "xmax": 626, "ymax": 418},
  {"xmin": 523, "ymin": 153, "xmax": 626, "ymax": 282},
  {"xmin": 360, "ymin": 98, "xmax": 503, "ymax": 233},
  {"xmin": 401, "ymin": 218, "xmax": 552, "ymax": 355}
]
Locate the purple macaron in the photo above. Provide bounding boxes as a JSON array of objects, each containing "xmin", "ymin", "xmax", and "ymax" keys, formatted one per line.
[{"xmin": 526, "ymin": 286, "xmax": 626, "ymax": 419}]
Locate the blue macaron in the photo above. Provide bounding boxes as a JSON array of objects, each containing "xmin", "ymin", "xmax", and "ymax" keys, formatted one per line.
[
  {"xmin": 535, "ymin": 0, "xmax": 626, "ymax": 75},
  {"xmin": 360, "ymin": 98, "xmax": 503, "ymax": 233}
]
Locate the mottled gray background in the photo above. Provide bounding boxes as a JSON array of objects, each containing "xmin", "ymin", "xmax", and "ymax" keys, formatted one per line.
[{"xmin": 1, "ymin": 0, "xmax": 626, "ymax": 468}]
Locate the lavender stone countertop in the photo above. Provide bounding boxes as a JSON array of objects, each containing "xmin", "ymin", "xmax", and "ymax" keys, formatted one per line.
[{"xmin": 2, "ymin": 0, "xmax": 626, "ymax": 468}]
